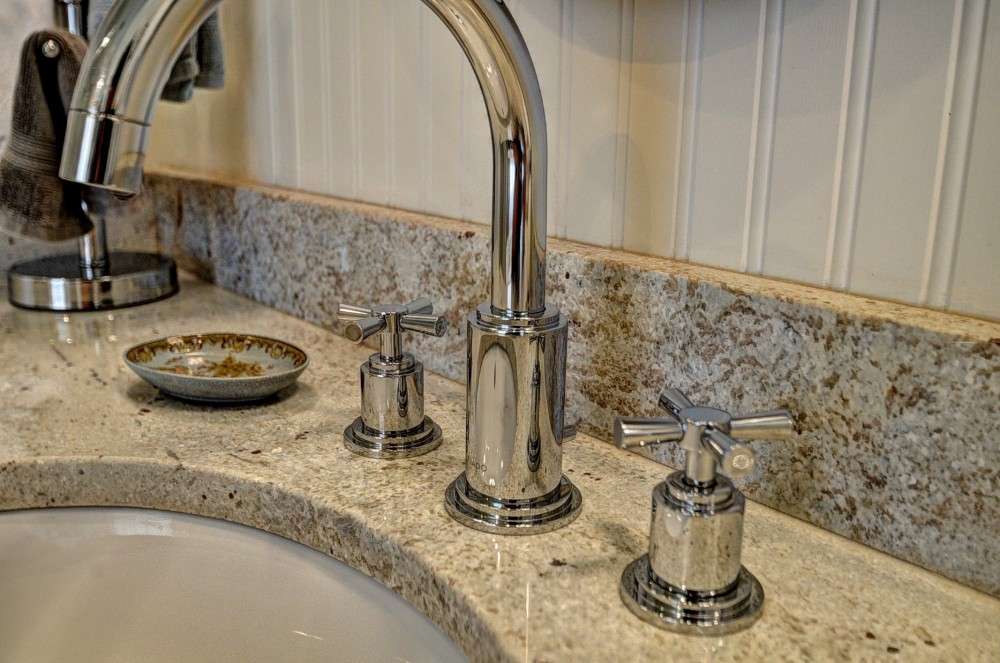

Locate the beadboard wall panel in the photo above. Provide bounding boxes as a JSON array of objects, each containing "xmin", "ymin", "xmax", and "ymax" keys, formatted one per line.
[
  {"xmin": 291, "ymin": 0, "xmax": 328, "ymax": 195},
  {"xmin": 135, "ymin": 1, "xmax": 997, "ymax": 320},
  {"xmin": 929, "ymin": 0, "xmax": 1000, "ymax": 317},
  {"xmin": 561, "ymin": 0, "xmax": 633, "ymax": 247},
  {"xmin": 824, "ymin": 0, "xmax": 877, "ymax": 292},
  {"xmin": 763, "ymin": 0, "xmax": 849, "ymax": 285},
  {"xmin": 685, "ymin": 0, "xmax": 762, "ymax": 272},
  {"xmin": 150, "ymin": 1, "xmax": 268, "ymax": 182},
  {"xmin": 622, "ymin": 0, "xmax": 686, "ymax": 256},
  {"xmin": 850, "ymin": 1, "xmax": 955, "ymax": 302}
]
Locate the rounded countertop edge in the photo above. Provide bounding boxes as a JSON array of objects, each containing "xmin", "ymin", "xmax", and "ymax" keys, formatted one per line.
[{"xmin": 0, "ymin": 455, "xmax": 512, "ymax": 663}]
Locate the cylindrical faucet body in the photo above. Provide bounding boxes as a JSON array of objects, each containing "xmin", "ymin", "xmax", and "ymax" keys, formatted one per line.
[
  {"xmin": 360, "ymin": 353, "xmax": 426, "ymax": 436},
  {"xmin": 648, "ymin": 474, "xmax": 745, "ymax": 593},
  {"xmin": 465, "ymin": 305, "xmax": 567, "ymax": 501}
]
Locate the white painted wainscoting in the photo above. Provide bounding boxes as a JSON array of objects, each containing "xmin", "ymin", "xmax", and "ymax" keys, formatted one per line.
[{"xmin": 75, "ymin": 1, "xmax": 1000, "ymax": 320}]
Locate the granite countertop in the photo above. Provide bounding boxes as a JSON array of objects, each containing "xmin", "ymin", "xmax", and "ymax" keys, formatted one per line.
[{"xmin": 1, "ymin": 276, "xmax": 997, "ymax": 662}]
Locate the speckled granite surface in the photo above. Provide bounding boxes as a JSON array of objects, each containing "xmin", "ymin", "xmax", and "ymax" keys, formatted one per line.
[
  {"xmin": 1, "ymin": 277, "xmax": 998, "ymax": 662},
  {"xmin": 131, "ymin": 172, "xmax": 1000, "ymax": 598}
]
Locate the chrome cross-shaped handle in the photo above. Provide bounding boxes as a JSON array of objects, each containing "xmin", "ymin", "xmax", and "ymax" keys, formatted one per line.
[
  {"xmin": 615, "ymin": 388, "xmax": 794, "ymax": 483},
  {"xmin": 336, "ymin": 298, "xmax": 448, "ymax": 360}
]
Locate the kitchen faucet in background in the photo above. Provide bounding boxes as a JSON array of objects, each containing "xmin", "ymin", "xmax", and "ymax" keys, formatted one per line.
[{"xmin": 5, "ymin": 0, "xmax": 178, "ymax": 311}]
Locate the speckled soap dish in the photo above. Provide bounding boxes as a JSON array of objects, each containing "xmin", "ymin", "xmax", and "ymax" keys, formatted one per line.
[{"xmin": 124, "ymin": 333, "xmax": 309, "ymax": 404}]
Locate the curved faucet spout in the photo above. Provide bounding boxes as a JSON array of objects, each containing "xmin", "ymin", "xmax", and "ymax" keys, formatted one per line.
[{"xmin": 58, "ymin": 0, "xmax": 547, "ymax": 315}]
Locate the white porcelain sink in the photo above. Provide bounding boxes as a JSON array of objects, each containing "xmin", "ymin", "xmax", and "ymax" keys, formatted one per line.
[{"xmin": 0, "ymin": 508, "xmax": 467, "ymax": 662}]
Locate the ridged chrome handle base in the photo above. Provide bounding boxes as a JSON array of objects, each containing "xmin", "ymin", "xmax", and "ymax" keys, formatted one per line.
[
  {"xmin": 620, "ymin": 555, "xmax": 763, "ymax": 636},
  {"xmin": 444, "ymin": 473, "xmax": 581, "ymax": 535},
  {"xmin": 344, "ymin": 416, "xmax": 442, "ymax": 460}
]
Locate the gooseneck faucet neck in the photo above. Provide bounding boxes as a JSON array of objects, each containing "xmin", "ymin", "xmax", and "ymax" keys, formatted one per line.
[{"xmin": 59, "ymin": 0, "xmax": 547, "ymax": 316}]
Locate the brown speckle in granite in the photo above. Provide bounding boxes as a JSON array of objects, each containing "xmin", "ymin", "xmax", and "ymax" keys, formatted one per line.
[
  {"xmin": 887, "ymin": 646, "xmax": 901, "ymax": 654},
  {"xmin": 822, "ymin": 372, "xmax": 841, "ymax": 390},
  {"xmin": 866, "ymin": 632, "xmax": 877, "ymax": 639}
]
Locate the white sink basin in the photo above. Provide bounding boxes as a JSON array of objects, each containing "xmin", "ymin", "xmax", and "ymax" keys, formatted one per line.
[{"xmin": 0, "ymin": 508, "xmax": 467, "ymax": 662}]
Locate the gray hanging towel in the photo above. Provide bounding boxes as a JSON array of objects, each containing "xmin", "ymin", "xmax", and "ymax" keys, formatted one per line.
[
  {"xmin": 88, "ymin": 1, "xmax": 226, "ymax": 102},
  {"xmin": 0, "ymin": 30, "xmax": 114, "ymax": 241}
]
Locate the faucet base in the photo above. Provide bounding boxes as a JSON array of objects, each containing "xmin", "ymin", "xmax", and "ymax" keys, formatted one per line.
[
  {"xmin": 8, "ymin": 252, "xmax": 178, "ymax": 311},
  {"xmin": 343, "ymin": 416, "xmax": 442, "ymax": 459},
  {"xmin": 620, "ymin": 555, "xmax": 763, "ymax": 636},
  {"xmin": 444, "ymin": 472, "xmax": 581, "ymax": 535}
]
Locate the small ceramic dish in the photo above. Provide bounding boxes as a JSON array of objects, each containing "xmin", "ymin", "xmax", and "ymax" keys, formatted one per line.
[{"xmin": 124, "ymin": 333, "xmax": 309, "ymax": 404}]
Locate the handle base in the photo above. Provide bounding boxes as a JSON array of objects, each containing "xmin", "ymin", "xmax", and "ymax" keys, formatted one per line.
[
  {"xmin": 343, "ymin": 416, "xmax": 442, "ymax": 460},
  {"xmin": 620, "ymin": 555, "xmax": 763, "ymax": 636}
]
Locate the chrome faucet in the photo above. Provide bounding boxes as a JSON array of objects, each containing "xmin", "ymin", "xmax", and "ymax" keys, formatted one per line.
[
  {"xmin": 338, "ymin": 297, "xmax": 449, "ymax": 460},
  {"xmin": 60, "ymin": 0, "xmax": 581, "ymax": 533}
]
